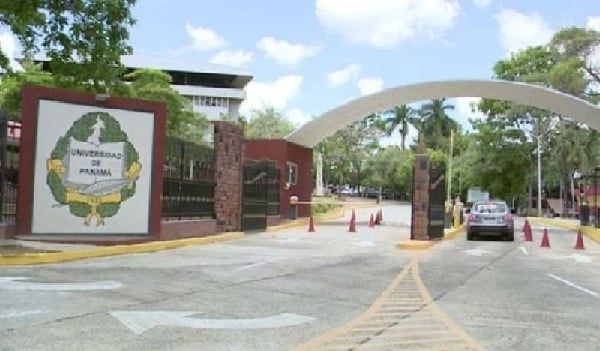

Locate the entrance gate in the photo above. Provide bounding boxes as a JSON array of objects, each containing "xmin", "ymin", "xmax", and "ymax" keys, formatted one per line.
[
  {"xmin": 0, "ymin": 109, "xmax": 19, "ymax": 223},
  {"xmin": 428, "ymin": 164, "xmax": 446, "ymax": 239},
  {"xmin": 242, "ymin": 160, "xmax": 279, "ymax": 232}
]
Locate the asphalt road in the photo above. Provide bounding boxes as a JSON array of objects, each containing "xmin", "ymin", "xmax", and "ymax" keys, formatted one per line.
[{"xmin": 1, "ymin": 205, "xmax": 598, "ymax": 351}]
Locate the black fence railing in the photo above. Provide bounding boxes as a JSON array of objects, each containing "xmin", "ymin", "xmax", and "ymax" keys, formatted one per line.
[
  {"xmin": 266, "ymin": 165, "xmax": 280, "ymax": 215},
  {"xmin": 0, "ymin": 110, "xmax": 20, "ymax": 223},
  {"xmin": 161, "ymin": 136, "xmax": 215, "ymax": 220}
]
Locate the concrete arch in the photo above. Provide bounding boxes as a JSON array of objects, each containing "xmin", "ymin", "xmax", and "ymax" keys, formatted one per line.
[{"xmin": 285, "ymin": 79, "xmax": 600, "ymax": 148}]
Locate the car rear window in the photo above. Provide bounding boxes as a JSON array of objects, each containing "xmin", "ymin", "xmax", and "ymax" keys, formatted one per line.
[{"xmin": 474, "ymin": 203, "xmax": 506, "ymax": 213}]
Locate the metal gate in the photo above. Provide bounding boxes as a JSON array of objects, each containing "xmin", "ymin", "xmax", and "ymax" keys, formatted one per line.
[
  {"xmin": 242, "ymin": 160, "xmax": 279, "ymax": 232},
  {"xmin": 0, "ymin": 109, "xmax": 19, "ymax": 223},
  {"xmin": 428, "ymin": 164, "xmax": 446, "ymax": 240}
]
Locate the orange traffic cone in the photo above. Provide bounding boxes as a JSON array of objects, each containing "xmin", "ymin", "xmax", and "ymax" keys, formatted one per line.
[
  {"xmin": 368, "ymin": 213, "xmax": 375, "ymax": 228},
  {"xmin": 540, "ymin": 228, "xmax": 550, "ymax": 248},
  {"xmin": 574, "ymin": 229, "xmax": 585, "ymax": 250},
  {"xmin": 523, "ymin": 219, "xmax": 530, "ymax": 232},
  {"xmin": 308, "ymin": 216, "xmax": 315, "ymax": 233},
  {"xmin": 348, "ymin": 218, "xmax": 356, "ymax": 232},
  {"xmin": 524, "ymin": 225, "xmax": 532, "ymax": 241},
  {"xmin": 375, "ymin": 210, "xmax": 381, "ymax": 225}
]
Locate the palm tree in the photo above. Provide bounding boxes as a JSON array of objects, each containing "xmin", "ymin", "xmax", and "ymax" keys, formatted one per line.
[
  {"xmin": 417, "ymin": 98, "xmax": 456, "ymax": 149},
  {"xmin": 383, "ymin": 105, "xmax": 413, "ymax": 149}
]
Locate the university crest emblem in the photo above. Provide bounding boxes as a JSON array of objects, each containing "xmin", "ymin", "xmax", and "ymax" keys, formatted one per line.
[{"xmin": 45, "ymin": 112, "xmax": 142, "ymax": 226}]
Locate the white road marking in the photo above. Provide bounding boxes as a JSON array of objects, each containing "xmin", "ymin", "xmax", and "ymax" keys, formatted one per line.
[
  {"xmin": 110, "ymin": 311, "xmax": 316, "ymax": 334},
  {"xmin": 0, "ymin": 277, "xmax": 122, "ymax": 291},
  {"xmin": 0, "ymin": 309, "xmax": 44, "ymax": 319},
  {"xmin": 352, "ymin": 240, "xmax": 376, "ymax": 247},
  {"xmin": 547, "ymin": 274, "xmax": 598, "ymax": 298},
  {"xmin": 519, "ymin": 246, "xmax": 529, "ymax": 256},
  {"xmin": 237, "ymin": 257, "xmax": 286, "ymax": 270},
  {"xmin": 463, "ymin": 248, "xmax": 490, "ymax": 257}
]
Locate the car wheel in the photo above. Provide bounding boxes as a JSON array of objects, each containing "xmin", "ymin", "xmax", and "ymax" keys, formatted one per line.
[
  {"xmin": 467, "ymin": 231, "xmax": 475, "ymax": 241},
  {"xmin": 506, "ymin": 231, "xmax": 514, "ymax": 241}
]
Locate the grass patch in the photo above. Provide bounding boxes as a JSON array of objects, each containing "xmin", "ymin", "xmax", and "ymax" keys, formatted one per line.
[{"xmin": 311, "ymin": 202, "xmax": 343, "ymax": 216}]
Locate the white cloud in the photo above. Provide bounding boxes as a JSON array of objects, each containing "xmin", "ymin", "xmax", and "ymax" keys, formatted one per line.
[
  {"xmin": 473, "ymin": 0, "xmax": 492, "ymax": 8},
  {"xmin": 257, "ymin": 37, "xmax": 319, "ymax": 66},
  {"xmin": 495, "ymin": 9, "xmax": 553, "ymax": 56},
  {"xmin": 209, "ymin": 49, "xmax": 253, "ymax": 67},
  {"xmin": 185, "ymin": 23, "xmax": 227, "ymax": 51},
  {"xmin": 285, "ymin": 108, "xmax": 313, "ymax": 127},
  {"xmin": 315, "ymin": 0, "xmax": 460, "ymax": 48},
  {"xmin": 357, "ymin": 77, "xmax": 384, "ymax": 96},
  {"xmin": 587, "ymin": 16, "xmax": 600, "ymax": 31},
  {"xmin": 327, "ymin": 63, "xmax": 361, "ymax": 87},
  {"xmin": 240, "ymin": 75, "xmax": 304, "ymax": 115},
  {"xmin": 0, "ymin": 31, "xmax": 21, "ymax": 71}
]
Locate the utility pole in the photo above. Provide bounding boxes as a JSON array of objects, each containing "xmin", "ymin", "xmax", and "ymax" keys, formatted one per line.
[{"xmin": 447, "ymin": 129, "xmax": 454, "ymax": 202}]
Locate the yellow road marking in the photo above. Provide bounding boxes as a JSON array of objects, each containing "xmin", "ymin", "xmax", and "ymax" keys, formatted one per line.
[{"xmin": 292, "ymin": 253, "xmax": 486, "ymax": 351}]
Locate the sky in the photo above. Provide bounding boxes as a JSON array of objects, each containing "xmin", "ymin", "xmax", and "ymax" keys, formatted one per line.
[{"xmin": 1, "ymin": 0, "xmax": 599, "ymax": 145}]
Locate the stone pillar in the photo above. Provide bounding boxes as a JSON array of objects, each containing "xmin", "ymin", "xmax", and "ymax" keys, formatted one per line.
[
  {"xmin": 411, "ymin": 153, "xmax": 430, "ymax": 240},
  {"xmin": 213, "ymin": 121, "xmax": 243, "ymax": 232},
  {"xmin": 315, "ymin": 152, "xmax": 324, "ymax": 196}
]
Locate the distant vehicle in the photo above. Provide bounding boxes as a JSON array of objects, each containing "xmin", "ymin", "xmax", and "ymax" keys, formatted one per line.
[{"xmin": 465, "ymin": 200, "xmax": 515, "ymax": 241}]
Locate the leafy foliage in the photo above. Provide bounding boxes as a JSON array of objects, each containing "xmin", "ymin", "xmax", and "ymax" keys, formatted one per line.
[
  {"xmin": 244, "ymin": 108, "xmax": 296, "ymax": 139},
  {"xmin": 0, "ymin": 0, "xmax": 137, "ymax": 93}
]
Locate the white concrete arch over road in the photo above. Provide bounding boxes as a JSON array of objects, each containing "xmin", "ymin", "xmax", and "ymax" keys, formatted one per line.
[{"xmin": 285, "ymin": 79, "xmax": 600, "ymax": 148}]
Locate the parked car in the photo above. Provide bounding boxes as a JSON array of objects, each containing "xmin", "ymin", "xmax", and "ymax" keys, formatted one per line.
[{"xmin": 466, "ymin": 200, "xmax": 515, "ymax": 241}]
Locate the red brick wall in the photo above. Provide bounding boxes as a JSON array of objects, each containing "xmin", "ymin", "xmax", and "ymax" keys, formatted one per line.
[
  {"xmin": 244, "ymin": 139, "xmax": 313, "ymax": 218},
  {"xmin": 160, "ymin": 219, "xmax": 217, "ymax": 240},
  {"xmin": 411, "ymin": 154, "xmax": 430, "ymax": 240},
  {"xmin": 213, "ymin": 121, "xmax": 243, "ymax": 232}
]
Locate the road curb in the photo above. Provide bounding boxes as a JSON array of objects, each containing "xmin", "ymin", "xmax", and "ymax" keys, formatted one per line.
[
  {"xmin": 266, "ymin": 203, "xmax": 383, "ymax": 233},
  {"xmin": 527, "ymin": 217, "xmax": 600, "ymax": 243},
  {"xmin": 396, "ymin": 240, "xmax": 433, "ymax": 250},
  {"xmin": 265, "ymin": 208, "xmax": 345, "ymax": 232},
  {"xmin": 0, "ymin": 231, "xmax": 244, "ymax": 266},
  {"xmin": 444, "ymin": 224, "xmax": 466, "ymax": 240}
]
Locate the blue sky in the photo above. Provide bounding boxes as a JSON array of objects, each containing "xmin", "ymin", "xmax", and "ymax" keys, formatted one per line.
[{"xmin": 1, "ymin": 0, "xmax": 599, "ymax": 144}]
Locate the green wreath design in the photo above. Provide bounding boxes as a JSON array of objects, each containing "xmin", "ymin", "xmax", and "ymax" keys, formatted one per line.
[{"xmin": 46, "ymin": 111, "xmax": 140, "ymax": 221}]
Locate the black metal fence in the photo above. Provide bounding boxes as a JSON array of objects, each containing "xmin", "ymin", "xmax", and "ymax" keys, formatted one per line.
[
  {"xmin": 0, "ymin": 109, "xmax": 19, "ymax": 223},
  {"xmin": 266, "ymin": 165, "xmax": 280, "ymax": 215},
  {"xmin": 242, "ymin": 160, "xmax": 280, "ymax": 232},
  {"xmin": 161, "ymin": 136, "xmax": 215, "ymax": 220}
]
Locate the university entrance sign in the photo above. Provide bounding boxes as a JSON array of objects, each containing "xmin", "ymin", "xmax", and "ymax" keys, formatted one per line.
[{"xmin": 16, "ymin": 85, "xmax": 166, "ymax": 236}]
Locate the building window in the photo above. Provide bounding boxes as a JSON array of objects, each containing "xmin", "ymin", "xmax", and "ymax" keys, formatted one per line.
[
  {"xmin": 191, "ymin": 96, "xmax": 230, "ymax": 108},
  {"xmin": 286, "ymin": 162, "xmax": 298, "ymax": 185}
]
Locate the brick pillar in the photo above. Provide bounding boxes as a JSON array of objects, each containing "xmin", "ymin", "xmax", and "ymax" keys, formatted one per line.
[
  {"xmin": 411, "ymin": 154, "xmax": 430, "ymax": 240},
  {"xmin": 213, "ymin": 121, "xmax": 243, "ymax": 232}
]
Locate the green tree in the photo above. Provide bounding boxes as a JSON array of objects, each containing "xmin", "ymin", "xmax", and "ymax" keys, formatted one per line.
[
  {"xmin": 382, "ymin": 105, "xmax": 414, "ymax": 149},
  {"xmin": 0, "ymin": 59, "xmax": 54, "ymax": 117},
  {"xmin": 244, "ymin": 108, "xmax": 295, "ymax": 139},
  {"xmin": 125, "ymin": 68, "xmax": 209, "ymax": 141},
  {"xmin": 0, "ymin": 0, "xmax": 137, "ymax": 93},
  {"xmin": 415, "ymin": 98, "xmax": 457, "ymax": 150}
]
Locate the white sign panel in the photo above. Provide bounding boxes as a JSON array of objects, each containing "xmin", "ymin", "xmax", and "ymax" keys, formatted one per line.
[{"xmin": 31, "ymin": 100, "xmax": 155, "ymax": 234}]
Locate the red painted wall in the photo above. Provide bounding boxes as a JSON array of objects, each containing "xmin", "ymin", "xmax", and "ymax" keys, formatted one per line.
[{"xmin": 244, "ymin": 139, "xmax": 313, "ymax": 218}]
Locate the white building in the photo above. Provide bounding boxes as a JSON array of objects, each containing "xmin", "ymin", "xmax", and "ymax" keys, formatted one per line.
[
  {"xmin": 121, "ymin": 55, "xmax": 253, "ymax": 121},
  {"xmin": 22, "ymin": 54, "xmax": 254, "ymax": 121}
]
